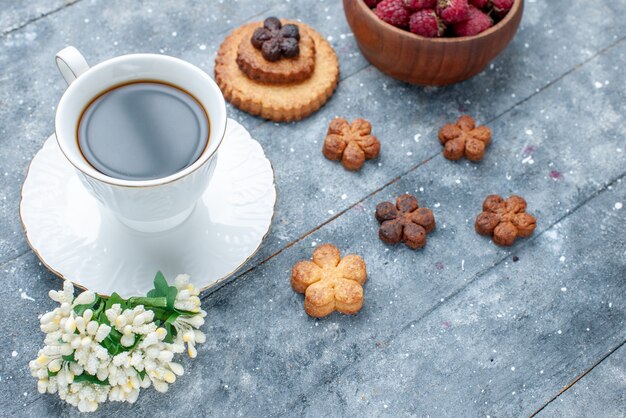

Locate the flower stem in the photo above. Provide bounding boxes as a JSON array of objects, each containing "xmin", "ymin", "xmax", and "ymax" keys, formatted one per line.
[{"xmin": 127, "ymin": 296, "xmax": 167, "ymax": 308}]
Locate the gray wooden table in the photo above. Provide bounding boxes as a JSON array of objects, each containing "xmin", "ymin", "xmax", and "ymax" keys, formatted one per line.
[{"xmin": 1, "ymin": 0, "xmax": 624, "ymax": 416}]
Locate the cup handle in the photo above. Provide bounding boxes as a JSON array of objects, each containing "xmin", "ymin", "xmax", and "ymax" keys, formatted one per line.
[{"xmin": 55, "ymin": 46, "xmax": 90, "ymax": 86}]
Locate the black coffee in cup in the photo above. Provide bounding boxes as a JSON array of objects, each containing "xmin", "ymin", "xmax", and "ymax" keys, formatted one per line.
[{"xmin": 77, "ymin": 81, "xmax": 210, "ymax": 181}]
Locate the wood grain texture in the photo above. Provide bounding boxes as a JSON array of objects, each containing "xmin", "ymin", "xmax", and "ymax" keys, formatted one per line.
[
  {"xmin": 1, "ymin": 0, "xmax": 625, "ymax": 416},
  {"xmin": 343, "ymin": 0, "xmax": 524, "ymax": 85}
]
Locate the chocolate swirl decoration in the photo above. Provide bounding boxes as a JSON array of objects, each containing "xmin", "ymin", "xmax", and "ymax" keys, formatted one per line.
[{"xmin": 251, "ymin": 17, "xmax": 301, "ymax": 62}]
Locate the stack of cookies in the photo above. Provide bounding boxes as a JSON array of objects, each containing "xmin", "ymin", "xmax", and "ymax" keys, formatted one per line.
[{"xmin": 215, "ymin": 17, "xmax": 340, "ymax": 122}]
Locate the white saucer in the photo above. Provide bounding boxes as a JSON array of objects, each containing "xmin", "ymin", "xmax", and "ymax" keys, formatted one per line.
[{"xmin": 20, "ymin": 119, "xmax": 276, "ymax": 297}]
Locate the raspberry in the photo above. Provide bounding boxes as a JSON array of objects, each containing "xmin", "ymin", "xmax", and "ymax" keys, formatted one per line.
[
  {"xmin": 468, "ymin": 0, "xmax": 489, "ymax": 9},
  {"xmin": 409, "ymin": 9, "xmax": 446, "ymax": 37},
  {"xmin": 452, "ymin": 5, "xmax": 493, "ymax": 36},
  {"xmin": 374, "ymin": 0, "xmax": 411, "ymax": 28},
  {"xmin": 404, "ymin": 0, "xmax": 436, "ymax": 11},
  {"xmin": 364, "ymin": 0, "xmax": 382, "ymax": 8},
  {"xmin": 436, "ymin": 0, "xmax": 469, "ymax": 24},
  {"xmin": 492, "ymin": 0, "xmax": 514, "ymax": 17}
]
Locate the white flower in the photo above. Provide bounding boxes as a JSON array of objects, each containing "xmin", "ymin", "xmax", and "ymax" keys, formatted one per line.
[
  {"xmin": 104, "ymin": 355, "xmax": 143, "ymax": 403},
  {"xmin": 108, "ymin": 383, "xmax": 140, "ymax": 404},
  {"xmin": 169, "ymin": 275, "xmax": 208, "ymax": 358},
  {"xmin": 174, "ymin": 274, "xmax": 202, "ymax": 313},
  {"xmin": 106, "ymin": 305, "xmax": 157, "ymax": 347},
  {"xmin": 172, "ymin": 314, "xmax": 206, "ymax": 358},
  {"xmin": 59, "ymin": 381, "xmax": 109, "ymax": 412},
  {"xmin": 48, "ymin": 280, "xmax": 75, "ymax": 305},
  {"xmin": 73, "ymin": 339, "xmax": 110, "ymax": 376},
  {"xmin": 52, "ymin": 310, "xmax": 112, "ymax": 377},
  {"xmin": 39, "ymin": 300, "xmax": 72, "ymax": 334},
  {"xmin": 137, "ymin": 327, "xmax": 186, "ymax": 392},
  {"xmin": 31, "ymin": 277, "xmax": 207, "ymax": 412},
  {"xmin": 29, "ymin": 331, "xmax": 75, "ymax": 389},
  {"xmin": 73, "ymin": 290, "xmax": 96, "ymax": 307}
]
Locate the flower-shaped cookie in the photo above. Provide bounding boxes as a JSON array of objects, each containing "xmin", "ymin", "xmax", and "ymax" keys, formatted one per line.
[
  {"xmin": 251, "ymin": 17, "xmax": 300, "ymax": 62},
  {"xmin": 291, "ymin": 244, "xmax": 367, "ymax": 318},
  {"xmin": 322, "ymin": 118, "xmax": 381, "ymax": 171},
  {"xmin": 438, "ymin": 115, "xmax": 492, "ymax": 162},
  {"xmin": 375, "ymin": 194, "xmax": 436, "ymax": 249},
  {"xmin": 475, "ymin": 195, "xmax": 537, "ymax": 246}
]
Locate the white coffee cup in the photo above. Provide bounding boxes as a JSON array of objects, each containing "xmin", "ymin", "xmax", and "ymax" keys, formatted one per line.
[{"xmin": 54, "ymin": 46, "xmax": 227, "ymax": 233}]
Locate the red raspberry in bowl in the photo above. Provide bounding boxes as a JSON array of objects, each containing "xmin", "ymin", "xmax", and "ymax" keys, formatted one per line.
[
  {"xmin": 409, "ymin": 9, "xmax": 446, "ymax": 37},
  {"xmin": 468, "ymin": 0, "xmax": 489, "ymax": 8},
  {"xmin": 368, "ymin": 0, "xmax": 513, "ymax": 38},
  {"xmin": 436, "ymin": 0, "xmax": 469, "ymax": 24},
  {"xmin": 492, "ymin": 0, "xmax": 514, "ymax": 16},
  {"xmin": 375, "ymin": 0, "xmax": 411, "ymax": 28},
  {"xmin": 364, "ymin": 0, "xmax": 383, "ymax": 8},
  {"xmin": 453, "ymin": 5, "xmax": 493, "ymax": 36},
  {"xmin": 404, "ymin": 0, "xmax": 436, "ymax": 11}
]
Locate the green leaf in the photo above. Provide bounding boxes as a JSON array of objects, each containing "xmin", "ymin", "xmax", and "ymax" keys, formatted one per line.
[
  {"xmin": 47, "ymin": 369, "xmax": 59, "ymax": 378},
  {"xmin": 100, "ymin": 312, "xmax": 111, "ymax": 326},
  {"xmin": 164, "ymin": 323, "xmax": 174, "ymax": 343},
  {"xmin": 100, "ymin": 326, "xmax": 144, "ymax": 355},
  {"xmin": 62, "ymin": 352, "xmax": 75, "ymax": 362},
  {"xmin": 109, "ymin": 328, "xmax": 123, "ymax": 340},
  {"xmin": 94, "ymin": 271, "xmax": 189, "ymax": 355},
  {"xmin": 165, "ymin": 287, "xmax": 178, "ymax": 310},
  {"xmin": 157, "ymin": 312, "xmax": 181, "ymax": 343},
  {"xmin": 148, "ymin": 271, "xmax": 178, "ymax": 310},
  {"xmin": 105, "ymin": 292, "xmax": 126, "ymax": 311},
  {"xmin": 174, "ymin": 308, "xmax": 200, "ymax": 316},
  {"xmin": 101, "ymin": 327, "xmax": 125, "ymax": 355},
  {"xmin": 153, "ymin": 271, "xmax": 169, "ymax": 296},
  {"xmin": 73, "ymin": 373, "xmax": 109, "ymax": 386},
  {"xmin": 73, "ymin": 295, "xmax": 100, "ymax": 316},
  {"xmin": 127, "ymin": 296, "xmax": 167, "ymax": 309},
  {"xmin": 73, "ymin": 304, "xmax": 90, "ymax": 316},
  {"xmin": 147, "ymin": 307, "xmax": 171, "ymax": 322},
  {"xmin": 93, "ymin": 299, "xmax": 106, "ymax": 322},
  {"xmin": 136, "ymin": 368, "xmax": 147, "ymax": 380},
  {"xmin": 101, "ymin": 337, "xmax": 117, "ymax": 355},
  {"xmin": 165, "ymin": 312, "xmax": 181, "ymax": 325}
]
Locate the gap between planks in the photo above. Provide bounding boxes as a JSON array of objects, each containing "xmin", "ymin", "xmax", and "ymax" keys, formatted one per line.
[
  {"xmin": 530, "ymin": 339, "xmax": 626, "ymax": 417},
  {"xmin": 1, "ymin": 0, "xmax": 85, "ymax": 37},
  {"xmin": 0, "ymin": 249, "xmax": 31, "ymax": 270}
]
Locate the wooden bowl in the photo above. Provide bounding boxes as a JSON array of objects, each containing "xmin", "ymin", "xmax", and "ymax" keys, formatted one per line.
[{"xmin": 343, "ymin": 0, "xmax": 524, "ymax": 86}]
